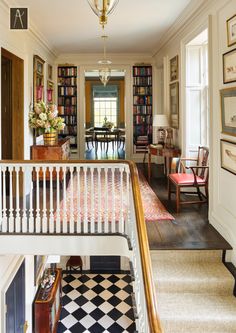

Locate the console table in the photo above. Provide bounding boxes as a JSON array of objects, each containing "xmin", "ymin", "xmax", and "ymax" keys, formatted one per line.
[
  {"xmin": 145, "ymin": 144, "xmax": 181, "ymax": 182},
  {"xmin": 34, "ymin": 269, "xmax": 62, "ymax": 333},
  {"xmin": 31, "ymin": 138, "xmax": 70, "ymax": 181}
]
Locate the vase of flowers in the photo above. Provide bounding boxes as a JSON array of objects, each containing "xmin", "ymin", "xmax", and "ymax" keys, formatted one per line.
[
  {"xmin": 29, "ymin": 101, "xmax": 65, "ymax": 145},
  {"xmin": 102, "ymin": 117, "xmax": 114, "ymax": 130}
]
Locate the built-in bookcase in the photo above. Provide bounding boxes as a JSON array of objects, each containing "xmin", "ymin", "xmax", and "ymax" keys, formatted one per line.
[
  {"xmin": 133, "ymin": 65, "xmax": 152, "ymax": 153},
  {"xmin": 57, "ymin": 65, "xmax": 77, "ymax": 150}
]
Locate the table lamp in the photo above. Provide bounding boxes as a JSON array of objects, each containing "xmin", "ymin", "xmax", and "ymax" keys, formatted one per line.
[{"xmin": 153, "ymin": 114, "xmax": 169, "ymax": 145}]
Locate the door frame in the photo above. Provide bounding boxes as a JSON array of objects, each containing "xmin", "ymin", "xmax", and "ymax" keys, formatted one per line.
[
  {"xmin": 1, "ymin": 256, "xmax": 25, "ymax": 333},
  {"xmin": 1, "ymin": 48, "xmax": 24, "ymax": 160}
]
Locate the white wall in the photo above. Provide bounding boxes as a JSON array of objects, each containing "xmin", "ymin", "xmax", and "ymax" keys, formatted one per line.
[
  {"xmin": 154, "ymin": 0, "xmax": 236, "ymax": 264},
  {"xmin": 0, "ymin": 0, "xmax": 56, "ymax": 160}
]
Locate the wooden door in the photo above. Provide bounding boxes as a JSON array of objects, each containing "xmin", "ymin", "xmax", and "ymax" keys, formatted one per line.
[
  {"xmin": 1, "ymin": 48, "xmax": 24, "ymax": 160},
  {"xmin": 6, "ymin": 260, "xmax": 25, "ymax": 333},
  {"xmin": 1, "ymin": 55, "xmax": 12, "ymax": 159}
]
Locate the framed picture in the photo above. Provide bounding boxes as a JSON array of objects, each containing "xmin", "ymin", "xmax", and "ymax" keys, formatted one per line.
[
  {"xmin": 170, "ymin": 55, "xmax": 178, "ymax": 82},
  {"xmin": 34, "ymin": 255, "xmax": 45, "ymax": 286},
  {"xmin": 48, "ymin": 64, "xmax": 53, "ymax": 80},
  {"xmin": 47, "ymin": 80, "xmax": 54, "ymax": 103},
  {"xmin": 221, "ymin": 139, "xmax": 236, "ymax": 175},
  {"xmin": 33, "ymin": 55, "xmax": 45, "ymax": 104},
  {"xmin": 223, "ymin": 48, "xmax": 236, "ymax": 84},
  {"xmin": 227, "ymin": 14, "xmax": 236, "ymax": 47},
  {"xmin": 170, "ymin": 82, "xmax": 179, "ymax": 129},
  {"xmin": 220, "ymin": 87, "xmax": 236, "ymax": 136}
]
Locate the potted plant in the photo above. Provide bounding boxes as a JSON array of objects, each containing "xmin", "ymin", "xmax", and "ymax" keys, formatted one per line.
[{"xmin": 29, "ymin": 101, "xmax": 65, "ymax": 145}]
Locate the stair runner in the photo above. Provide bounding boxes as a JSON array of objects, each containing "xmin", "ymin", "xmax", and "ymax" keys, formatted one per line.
[{"xmin": 151, "ymin": 250, "xmax": 236, "ymax": 333}]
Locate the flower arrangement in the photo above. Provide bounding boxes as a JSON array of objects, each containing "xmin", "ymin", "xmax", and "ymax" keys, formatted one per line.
[
  {"xmin": 102, "ymin": 116, "xmax": 114, "ymax": 129},
  {"xmin": 40, "ymin": 271, "xmax": 55, "ymax": 289},
  {"xmin": 29, "ymin": 101, "xmax": 65, "ymax": 133}
]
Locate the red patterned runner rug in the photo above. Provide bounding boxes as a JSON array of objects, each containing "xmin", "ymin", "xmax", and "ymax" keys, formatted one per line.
[{"xmin": 58, "ymin": 170, "xmax": 174, "ymax": 223}]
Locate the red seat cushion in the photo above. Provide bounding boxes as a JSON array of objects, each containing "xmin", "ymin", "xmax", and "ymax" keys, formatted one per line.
[{"xmin": 169, "ymin": 173, "xmax": 206, "ymax": 185}]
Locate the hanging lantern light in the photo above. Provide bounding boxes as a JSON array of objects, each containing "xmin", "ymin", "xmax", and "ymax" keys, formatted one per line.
[
  {"xmin": 87, "ymin": 0, "xmax": 119, "ymax": 28},
  {"xmin": 98, "ymin": 35, "xmax": 112, "ymax": 86}
]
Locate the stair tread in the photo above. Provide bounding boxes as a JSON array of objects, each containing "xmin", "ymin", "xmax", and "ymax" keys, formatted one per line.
[
  {"xmin": 151, "ymin": 249, "xmax": 223, "ymax": 263},
  {"xmin": 152, "ymin": 261, "xmax": 234, "ymax": 286},
  {"xmin": 157, "ymin": 293, "xmax": 236, "ymax": 320}
]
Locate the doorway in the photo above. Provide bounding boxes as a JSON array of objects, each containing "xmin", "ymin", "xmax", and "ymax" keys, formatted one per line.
[
  {"xmin": 185, "ymin": 29, "xmax": 209, "ymax": 158},
  {"xmin": 1, "ymin": 48, "xmax": 24, "ymax": 160},
  {"xmin": 84, "ymin": 71, "xmax": 126, "ymax": 160},
  {"xmin": 6, "ymin": 260, "xmax": 25, "ymax": 333}
]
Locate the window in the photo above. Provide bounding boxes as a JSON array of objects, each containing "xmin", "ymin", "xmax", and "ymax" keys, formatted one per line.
[
  {"xmin": 185, "ymin": 29, "xmax": 209, "ymax": 158},
  {"xmin": 94, "ymin": 97, "xmax": 117, "ymax": 127}
]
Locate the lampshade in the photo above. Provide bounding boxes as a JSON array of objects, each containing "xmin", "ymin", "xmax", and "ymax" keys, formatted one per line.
[
  {"xmin": 153, "ymin": 114, "xmax": 169, "ymax": 127},
  {"xmin": 87, "ymin": 0, "xmax": 119, "ymax": 27}
]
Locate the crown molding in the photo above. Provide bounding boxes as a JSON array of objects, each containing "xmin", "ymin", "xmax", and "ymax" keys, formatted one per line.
[
  {"xmin": 56, "ymin": 52, "xmax": 154, "ymax": 64},
  {"xmin": 152, "ymin": 0, "xmax": 213, "ymax": 56}
]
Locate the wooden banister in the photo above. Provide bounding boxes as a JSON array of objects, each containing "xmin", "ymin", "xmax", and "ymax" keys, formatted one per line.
[
  {"xmin": 128, "ymin": 161, "xmax": 162, "ymax": 333},
  {"xmin": 0, "ymin": 159, "xmax": 162, "ymax": 332}
]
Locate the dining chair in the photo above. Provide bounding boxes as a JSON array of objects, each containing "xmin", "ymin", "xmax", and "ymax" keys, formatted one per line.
[{"xmin": 168, "ymin": 146, "xmax": 209, "ymax": 213}]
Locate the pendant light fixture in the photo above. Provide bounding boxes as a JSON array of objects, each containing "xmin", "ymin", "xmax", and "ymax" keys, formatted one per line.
[
  {"xmin": 98, "ymin": 35, "xmax": 112, "ymax": 86},
  {"xmin": 87, "ymin": 0, "xmax": 119, "ymax": 28}
]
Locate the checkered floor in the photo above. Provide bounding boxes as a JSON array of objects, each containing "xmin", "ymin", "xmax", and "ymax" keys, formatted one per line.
[{"xmin": 57, "ymin": 274, "xmax": 136, "ymax": 333}]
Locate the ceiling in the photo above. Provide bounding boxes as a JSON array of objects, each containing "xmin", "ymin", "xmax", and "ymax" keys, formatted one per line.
[{"xmin": 7, "ymin": 0, "xmax": 194, "ymax": 55}]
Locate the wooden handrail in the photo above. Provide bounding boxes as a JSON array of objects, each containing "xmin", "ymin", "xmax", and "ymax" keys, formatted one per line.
[
  {"xmin": 128, "ymin": 161, "xmax": 162, "ymax": 333},
  {"xmin": 0, "ymin": 159, "xmax": 162, "ymax": 332}
]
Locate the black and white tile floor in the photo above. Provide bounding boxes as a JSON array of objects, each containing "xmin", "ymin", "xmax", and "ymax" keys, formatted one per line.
[{"xmin": 57, "ymin": 273, "xmax": 136, "ymax": 333}]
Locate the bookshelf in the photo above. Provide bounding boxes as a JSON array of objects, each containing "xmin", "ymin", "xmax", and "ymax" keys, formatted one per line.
[
  {"xmin": 133, "ymin": 65, "xmax": 152, "ymax": 153},
  {"xmin": 57, "ymin": 65, "xmax": 77, "ymax": 151}
]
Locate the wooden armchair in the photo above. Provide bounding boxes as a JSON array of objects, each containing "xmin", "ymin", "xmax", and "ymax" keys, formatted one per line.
[{"xmin": 168, "ymin": 146, "xmax": 209, "ymax": 213}]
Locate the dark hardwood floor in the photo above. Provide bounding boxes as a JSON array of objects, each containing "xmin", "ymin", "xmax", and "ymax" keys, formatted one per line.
[{"xmin": 138, "ymin": 163, "xmax": 232, "ymax": 251}]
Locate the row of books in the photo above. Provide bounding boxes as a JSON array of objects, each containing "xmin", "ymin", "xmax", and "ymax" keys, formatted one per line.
[
  {"xmin": 58, "ymin": 106, "xmax": 77, "ymax": 115},
  {"xmin": 58, "ymin": 96, "xmax": 77, "ymax": 106},
  {"xmin": 134, "ymin": 115, "xmax": 152, "ymax": 125},
  {"xmin": 58, "ymin": 86, "xmax": 76, "ymax": 96},
  {"xmin": 133, "ymin": 105, "xmax": 152, "ymax": 115},
  {"xmin": 58, "ymin": 77, "xmax": 76, "ymax": 86},
  {"xmin": 133, "ymin": 86, "xmax": 152, "ymax": 95},
  {"xmin": 62, "ymin": 125, "xmax": 77, "ymax": 135},
  {"xmin": 58, "ymin": 67, "xmax": 77, "ymax": 77},
  {"xmin": 133, "ymin": 67, "xmax": 152, "ymax": 77},
  {"xmin": 61, "ymin": 115, "xmax": 77, "ymax": 125},
  {"xmin": 133, "ymin": 96, "xmax": 152, "ymax": 105},
  {"xmin": 133, "ymin": 76, "xmax": 152, "ymax": 86},
  {"xmin": 134, "ymin": 124, "xmax": 152, "ymax": 136}
]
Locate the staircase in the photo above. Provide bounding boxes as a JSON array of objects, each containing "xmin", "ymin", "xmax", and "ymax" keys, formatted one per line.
[{"xmin": 151, "ymin": 250, "xmax": 236, "ymax": 333}]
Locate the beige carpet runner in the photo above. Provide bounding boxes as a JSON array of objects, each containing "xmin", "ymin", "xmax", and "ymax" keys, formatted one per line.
[{"xmin": 151, "ymin": 250, "xmax": 236, "ymax": 333}]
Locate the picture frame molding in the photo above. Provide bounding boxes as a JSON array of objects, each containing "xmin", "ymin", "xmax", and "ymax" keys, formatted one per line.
[
  {"xmin": 227, "ymin": 13, "xmax": 236, "ymax": 47},
  {"xmin": 170, "ymin": 55, "xmax": 179, "ymax": 82},
  {"xmin": 220, "ymin": 87, "xmax": 236, "ymax": 137},
  {"xmin": 221, "ymin": 139, "xmax": 236, "ymax": 175},
  {"xmin": 223, "ymin": 48, "xmax": 236, "ymax": 84},
  {"xmin": 169, "ymin": 81, "xmax": 179, "ymax": 129}
]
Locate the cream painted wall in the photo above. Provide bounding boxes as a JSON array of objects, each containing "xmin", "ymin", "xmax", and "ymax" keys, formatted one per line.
[
  {"xmin": 0, "ymin": 1, "xmax": 56, "ymax": 332},
  {"xmin": 154, "ymin": 0, "xmax": 236, "ymax": 264},
  {"xmin": 0, "ymin": 0, "xmax": 56, "ymax": 160}
]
